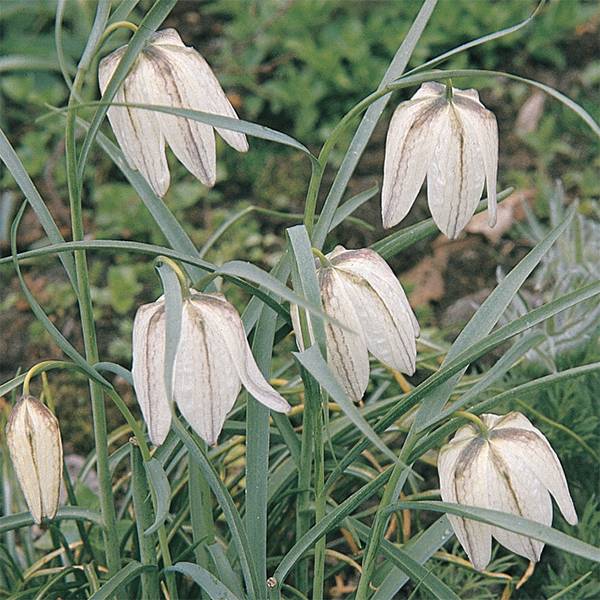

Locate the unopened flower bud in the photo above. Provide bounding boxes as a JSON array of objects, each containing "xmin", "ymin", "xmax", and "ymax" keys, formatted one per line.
[{"xmin": 6, "ymin": 396, "xmax": 63, "ymax": 524}]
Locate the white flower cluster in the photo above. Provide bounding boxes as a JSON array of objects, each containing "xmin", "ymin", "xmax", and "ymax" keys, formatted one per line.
[{"xmin": 6, "ymin": 26, "xmax": 576, "ymax": 574}]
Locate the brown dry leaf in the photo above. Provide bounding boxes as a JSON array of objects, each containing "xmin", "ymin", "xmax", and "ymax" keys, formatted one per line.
[
  {"xmin": 515, "ymin": 90, "xmax": 546, "ymax": 134},
  {"xmin": 465, "ymin": 190, "xmax": 534, "ymax": 243}
]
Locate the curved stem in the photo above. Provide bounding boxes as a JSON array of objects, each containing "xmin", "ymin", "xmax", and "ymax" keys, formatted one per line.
[
  {"xmin": 65, "ymin": 67, "xmax": 121, "ymax": 575},
  {"xmin": 22, "ymin": 360, "xmax": 74, "ymax": 397},
  {"xmin": 453, "ymin": 410, "xmax": 489, "ymax": 437}
]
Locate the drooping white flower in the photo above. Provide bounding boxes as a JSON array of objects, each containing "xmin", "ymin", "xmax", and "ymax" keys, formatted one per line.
[
  {"xmin": 382, "ymin": 82, "xmax": 498, "ymax": 239},
  {"xmin": 292, "ymin": 246, "xmax": 419, "ymax": 403},
  {"xmin": 438, "ymin": 412, "xmax": 578, "ymax": 571},
  {"xmin": 6, "ymin": 396, "xmax": 63, "ymax": 524},
  {"xmin": 132, "ymin": 291, "xmax": 290, "ymax": 446},
  {"xmin": 99, "ymin": 28, "xmax": 248, "ymax": 197}
]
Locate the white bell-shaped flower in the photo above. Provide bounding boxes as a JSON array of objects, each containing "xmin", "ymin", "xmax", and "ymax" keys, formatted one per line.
[
  {"xmin": 438, "ymin": 412, "xmax": 578, "ymax": 571},
  {"xmin": 132, "ymin": 291, "xmax": 290, "ymax": 446},
  {"xmin": 99, "ymin": 28, "xmax": 248, "ymax": 197},
  {"xmin": 292, "ymin": 246, "xmax": 419, "ymax": 403},
  {"xmin": 382, "ymin": 82, "xmax": 498, "ymax": 239},
  {"xmin": 6, "ymin": 396, "xmax": 63, "ymax": 524}
]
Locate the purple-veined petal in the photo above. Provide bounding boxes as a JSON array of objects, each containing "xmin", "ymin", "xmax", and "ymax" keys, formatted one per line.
[
  {"xmin": 163, "ymin": 46, "xmax": 249, "ymax": 152},
  {"xmin": 132, "ymin": 300, "xmax": 172, "ymax": 445},
  {"xmin": 490, "ymin": 412, "xmax": 577, "ymax": 525},
  {"xmin": 143, "ymin": 46, "xmax": 217, "ymax": 187},
  {"xmin": 320, "ymin": 269, "xmax": 370, "ymax": 402},
  {"xmin": 173, "ymin": 298, "xmax": 242, "ymax": 446},
  {"xmin": 382, "ymin": 96, "xmax": 444, "ymax": 228},
  {"xmin": 330, "ymin": 247, "xmax": 420, "ymax": 337},
  {"xmin": 194, "ymin": 294, "xmax": 290, "ymax": 414},
  {"xmin": 455, "ymin": 94, "xmax": 499, "ymax": 227},
  {"xmin": 427, "ymin": 103, "xmax": 486, "ymax": 239},
  {"xmin": 487, "ymin": 443, "xmax": 551, "ymax": 563},
  {"xmin": 441, "ymin": 438, "xmax": 493, "ymax": 571},
  {"xmin": 99, "ymin": 51, "xmax": 170, "ymax": 197}
]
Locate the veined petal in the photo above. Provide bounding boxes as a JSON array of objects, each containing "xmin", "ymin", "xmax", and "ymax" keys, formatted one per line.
[
  {"xmin": 331, "ymin": 247, "xmax": 420, "ymax": 337},
  {"xmin": 382, "ymin": 97, "xmax": 444, "ymax": 228},
  {"xmin": 194, "ymin": 294, "xmax": 290, "ymax": 414},
  {"xmin": 6, "ymin": 397, "xmax": 63, "ymax": 524},
  {"xmin": 427, "ymin": 103, "xmax": 486, "ymax": 239},
  {"xmin": 446, "ymin": 438, "xmax": 493, "ymax": 571},
  {"xmin": 337, "ymin": 269, "xmax": 416, "ymax": 375},
  {"xmin": 320, "ymin": 269, "xmax": 370, "ymax": 403},
  {"xmin": 173, "ymin": 298, "xmax": 242, "ymax": 446},
  {"xmin": 488, "ymin": 444, "xmax": 551, "ymax": 563},
  {"xmin": 490, "ymin": 413, "xmax": 577, "ymax": 525},
  {"xmin": 99, "ymin": 51, "xmax": 170, "ymax": 197},
  {"xmin": 143, "ymin": 47, "xmax": 217, "ymax": 186},
  {"xmin": 132, "ymin": 300, "xmax": 172, "ymax": 445},
  {"xmin": 162, "ymin": 46, "xmax": 249, "ymax": 152},
  {"xmin": 455, "ymin": 94, "xmax": 499, "ymax": 227}
]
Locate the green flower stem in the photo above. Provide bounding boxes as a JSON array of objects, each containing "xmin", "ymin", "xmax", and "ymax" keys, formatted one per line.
[
  {"xmin": 22, "ymin": 360, "xmax": 77, "ymax": 397},
  {"xmin": 131, "ymin": 443, "xmax": 161, "ymax": 600},
  {"xmin": 354, "ymin": 435, "xmax": 417, "ymax": 600},
  {"xmin": 65, "ymin": 66, "xmax": 121, "ymax": 576},
  {"xmin": 96, "ymin": 20, "xmax": 139, "ymax": 50},
  {"xmin": 453, "ymin": 410, "xmax": 489, "ymax": 437},
  {"xmin": 295, "ymin": 367, "xmax": 315, "ymax": 592},
  {"xmin": 154, "ymin": 255, "xmax": 189, "ymax": 295},
  {"xmin": 312, "ymin": 386, "xmax": 326, "ymax": 600}
]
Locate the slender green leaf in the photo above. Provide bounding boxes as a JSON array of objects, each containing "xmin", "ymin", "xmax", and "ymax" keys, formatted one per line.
[
  {"xmin": 413, "ymin": 209, "xmax": 574, "ymax": 430},
  {"xmin": 390, "ymin": 501, "xmax": 600, "ymax": 563},
  {"xmin": 313, "ymin": 0, "xmax": 438, "ymax": 248},
  {"xmin": 173, "ymin": 419, "xmax": 259, "ymax": 598},
  {"xmin": 405, "ymin": 1, "xmax": 545, "ymax": 76},
  {"xmin": 77, "ymin": 117, "xmax": 207, "ymax": 284},
  {"xmin": 155, "ymin": 259, "xmax": 183, "ymax": 404},
  {"xmin": 143, "ymin": 459, "xmax": 171, "ymax": 536},
  {"xmin": 372, "ymin": 516, "xmax": 453, "ymax": 600},
  {"xmin": 0, "ymin": 507, "xmax": 104, "ymax": 534},
  {"xmin": 90, "ymin": 561, "xmax": 155, "ymax": 600},
  {"xmin": 167, "ymin": 563, "xmax": 242, "ymax": 600},
  {"xmin": 330, "ymin": 185, "xmax": 378, "ymax": 230},
  {"xmin": 207, "ymin": 543, "xmax": 245, "ymax": 599},
  {"xmin": 351, "ymin": 518, "xmax": 459, "ymax": 600},
  {"xmin": 389, "ymin": 69, "xmax": 600, "ymax": 137},
  {"xmin": 0, "ymin": 374, "xmax": 26, "ymax": 397},
  {"xmin": 86, "ymin": 102, "xmax": 317, "ymax": 164},
  {"xmin": 293, "ymin": 345, "xmax": 401, "ymax": 466},
  {"xmin": 0, "ymin": 132, "xmax": 77, "ymax": 288}
]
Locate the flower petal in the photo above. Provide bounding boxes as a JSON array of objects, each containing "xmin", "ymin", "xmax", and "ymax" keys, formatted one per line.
[
  {"xmin": 173, "ymin": 299, "xmax": 242, "ymax": 446},
  {"xmin": 320, "ymin": 269, "xmax": 370, "ymax": 402},
  {"xmin": 330, "ymin": 247, "xmax": 420, "ymax": 337},
  {"xmin": 163, "ymin": 45, "xmax": 249, "ymax": 152},
  {"xmin": 427, "ymin": 103, "xmax": 486, "ymax": 239},
  {"xmin": 132, "ymin": 300, "xmax": 172, "ymax": 445},
  {"xmin": 444, "ymin": 438, "xmax": 493, "ymax": 571},
  {"xmin": 143, "ymin": 47, "xmax": 217, "ymax": 186},
  {"xmin": 382, "ymin": 96, "xmax": 444, "ymax": 228},
  {"xmin": 455, "ymin": 94, "xmax": 499, "ymax": 227},
  {"xmin": 490, "ymin": 412, "xmax": 577, "ymax": 525},
  {"xmin": 6, "ymin": 397, "xmax": 63, "ymax": 523},
  {"xmin": 99, "ymin": 50, "xmax": 170, "ymax": 197},
  {"xmin": 487, "ymin": 443, "xmax": 551, "ymax": 563},
  {"xmin": 194, "ymin": 294, "xmax": 290, "ymax": 414}
]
